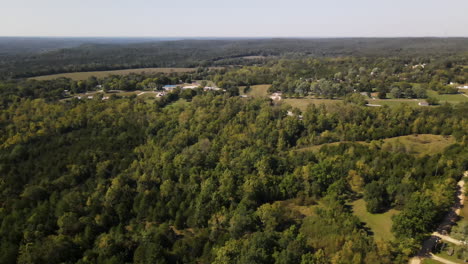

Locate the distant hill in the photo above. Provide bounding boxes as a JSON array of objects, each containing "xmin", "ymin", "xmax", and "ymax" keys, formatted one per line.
[{"xmin": 1, "ymin": 37, "xmax": 468, "ymax": 79}]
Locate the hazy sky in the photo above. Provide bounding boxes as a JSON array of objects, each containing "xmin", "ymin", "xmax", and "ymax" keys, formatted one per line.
[{"xmin": 2, "ymin": 0, "xmax": 467, "ymax": 37}]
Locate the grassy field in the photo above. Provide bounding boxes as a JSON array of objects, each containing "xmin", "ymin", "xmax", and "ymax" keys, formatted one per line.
[
  {"xmin": 31, "ymin": 68, "xmax": 199, "ymax": 81},
  {"xmin": 434, "ymin": 247, "xmax": 465, "ymax": 264},
  {"xmin": 427, "ymin": 90, "xmax": 468, "ymax": 104},
  {"xmin": 283, "ymin": 98, "xmax": 342, "ymax": 111},
  {"xmin": 351, "ymin": 199, "xmax": 399, "ymax": 241},
  {"xmin": 276, "ymin": 199, "xmax": 317, "ymax": 218},
  {"xmin": 370, "ymin": 99, "xmax": 420, "ymax": 107},
  {"xmin": 381, "ymin": 134, "xmax": 455, "ymax": 156},
  {"xmin": 241, "ymin": 84, "xmax": 271, "ymax": 97},
  {"xmin": 422, "ymin": 259, "xmax": 443, "ymax": 264},
  {"xmin": 296, "ymin": 134, "xmax": 455, "ymax": 157}
]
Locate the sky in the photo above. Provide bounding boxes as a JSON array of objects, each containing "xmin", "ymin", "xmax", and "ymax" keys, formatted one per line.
[{"xmin": 1, "ymin": 0, "xmax": 467, "ymax": 37}]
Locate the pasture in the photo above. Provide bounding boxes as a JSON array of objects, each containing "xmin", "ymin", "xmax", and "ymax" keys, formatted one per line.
[{"xmin": 31, "ymin": 68, "xmax": 199, "ymax": 81}]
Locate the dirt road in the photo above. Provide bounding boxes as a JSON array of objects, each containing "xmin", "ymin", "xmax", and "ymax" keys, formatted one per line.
[
  {"xmin": 409, "ymin": 172, "xmax": 467, "ymax": 264},
  {"xmin": 430, "ymin": 253, "xmax": 460, "ymax": 264},
  {"xmin": 432, "ymin": 232, "xmax": 463, "ymax": 246}
]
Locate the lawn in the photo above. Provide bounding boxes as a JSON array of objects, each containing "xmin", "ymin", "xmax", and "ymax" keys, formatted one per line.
[
  {"xmin": 31, "ymin": 68, "xmax": 199, "ymax": 81},
  {"xmin": 295, "ymin": 134, "xmax": 455, "ymax": 157},
  {"xmin": 427, "ymin": 90, "xmax": 468, "ymax": 104},
  {"xmin": 434, "ymin": 248, "xmax": 465, "ymax": 264},
  {"xmin": 351, "ymin": 199, "xmax": 399, "ymax": 241},
  {"xmin": 370, "ymin": 99, "xmax": 420, "ymax": 107},
  {"xmin": 283, "ymin": 98, "xmax": 342, "ymax": 111}
]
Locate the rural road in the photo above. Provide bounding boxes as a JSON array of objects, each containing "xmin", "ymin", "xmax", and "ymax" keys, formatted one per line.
[
  {"xmin": 432, "ymin": 232, "xmax": 464, "ymax": 246},
  {"xmin": 408, "ymin": 172, "xmax": 467, "ymax": 264}
]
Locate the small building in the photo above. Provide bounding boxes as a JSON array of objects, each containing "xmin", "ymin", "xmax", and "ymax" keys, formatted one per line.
[
  {"xmin": 87, "ymin": 96, "xmax": 94, "ymax": 99},
  {"xmin": 458, "ymin": 85, "xmax": 468, "ymax": 89},
  {"xmin": 270, "ymin": 92, "xmax": 283, "ymax": 101},
  {"xmin": 163, "ymin": 85, "xmax": 178, "ymax": 91},
  {"xmin": 204, "ymin": 86, "xmax": 221, "ymax": 91},
  {"xmin": 102, "ymin": 96, "xmax": 110, "ymax": 100},
  {"xmin": 240, "ymin": 95, "xmax": 248, "ymax": 98},
  {"xmin": 156, "ymin": 91, "xmax": 167, "ymax": 97},
  {"xmin": 419, "ymin": 102, "xmax": 429, "ymax": 106}
]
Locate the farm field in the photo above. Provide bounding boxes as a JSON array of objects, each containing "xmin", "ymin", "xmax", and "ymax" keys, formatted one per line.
[
  {"xmin": 31, "ymin": 68, "xmax": 199, "ymax": 80},
  {"xmin": 351, "ymin": 199, "xmax": 399, "ymax": 241},
  {"xmin": 295, "ymin": 134, "xmax": 455, "ymax": 157}
]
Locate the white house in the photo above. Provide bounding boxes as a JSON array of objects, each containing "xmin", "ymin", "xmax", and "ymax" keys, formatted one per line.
[
  {"xmin": 458, "ymin": 85, "xmax": 468, "ymax": 89},
  {"xmin": 270, "ymin": 92, "xmax": 282, "ymax": 101},
  {"xmin": 203, "ymin": 86, "xmax": 221, "ymax": 91},
  {"xmin": 419, "ymin": 102, "xmax": 429, "ymax": 106},
  {"xmin": 156, "ymin": 91, "xmax": 167, "ymax": 97}
]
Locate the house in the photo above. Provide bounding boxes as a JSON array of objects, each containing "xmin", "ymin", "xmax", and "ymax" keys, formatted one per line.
[
  {"xmin": 240, "ymin": 95, "xmax": 248, "ymax": 98},
  {"xmin": 419, "ymin": 102, "xmax": 429, "ymax": 106},
  {"xmin": 270, "ymin": 92, "xmax": 282, "ymax": 101},
  {"xmin": 102, "ymin": 96, "xmax": 110, "ymax": 100},
  {"xmin": 412, "ymin": 63, "xmax": 426, "ymax": 69},
  {"xmin": 457, "ymin": 85, "xmax": 468, "ymax": 89},
  {"xmin": 156, "ymin": 91, "xmax": 167, "ymax": 97},
  {"xmin": 163, "ymin": 85, "xmax": 178, "ymax": 91},
  {"xmin": 87, "ymin": 96, "xmax": 94, "ymax": 99}
]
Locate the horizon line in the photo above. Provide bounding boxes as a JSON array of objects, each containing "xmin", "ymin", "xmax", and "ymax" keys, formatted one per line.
[{"xmin": 1, "ymin": 35, "xmax": 468, "ymax": 39}]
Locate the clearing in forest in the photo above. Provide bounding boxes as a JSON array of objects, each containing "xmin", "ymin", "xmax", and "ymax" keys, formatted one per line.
[
  {"xmin": 351, "ymin": 199, "xmax": 399, "ymax": 241},
  {"xmin": 241, "ymin": 84, "xmax": 271, "ymax": 97},
  {"xmin": 296, "ymin": 134, "xmax": 455, "ymax": 157}
]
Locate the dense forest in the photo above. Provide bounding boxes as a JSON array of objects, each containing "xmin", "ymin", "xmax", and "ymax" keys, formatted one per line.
[
  {"xmin": 1, "ymin": 37, "xmax": 468, "ymax": 79},
  {"xmin": 0, "ymin": 82, "xmax": 467, "ymax": 263},
  {"xmin": 0, "ymin": 38, "xmax": 468, "ymax": 263}
]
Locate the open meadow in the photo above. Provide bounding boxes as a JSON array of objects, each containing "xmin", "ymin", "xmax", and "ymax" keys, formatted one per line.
[
  {"xmin": 31, "ymin": 68, "xmax": 199, "ymax": 80},
  {"xmin": 351, "ymin": 199, "xmax": 399, "ymax": 241}
]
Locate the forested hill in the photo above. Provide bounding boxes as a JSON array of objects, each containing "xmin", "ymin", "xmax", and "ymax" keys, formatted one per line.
[
  {"xmin": 2, "ymin": 38, "xmax": 468, "ymax": 78},
  {"xmin": 0, "ymin": 87, "xmax": 467, "ymax": 263}
]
